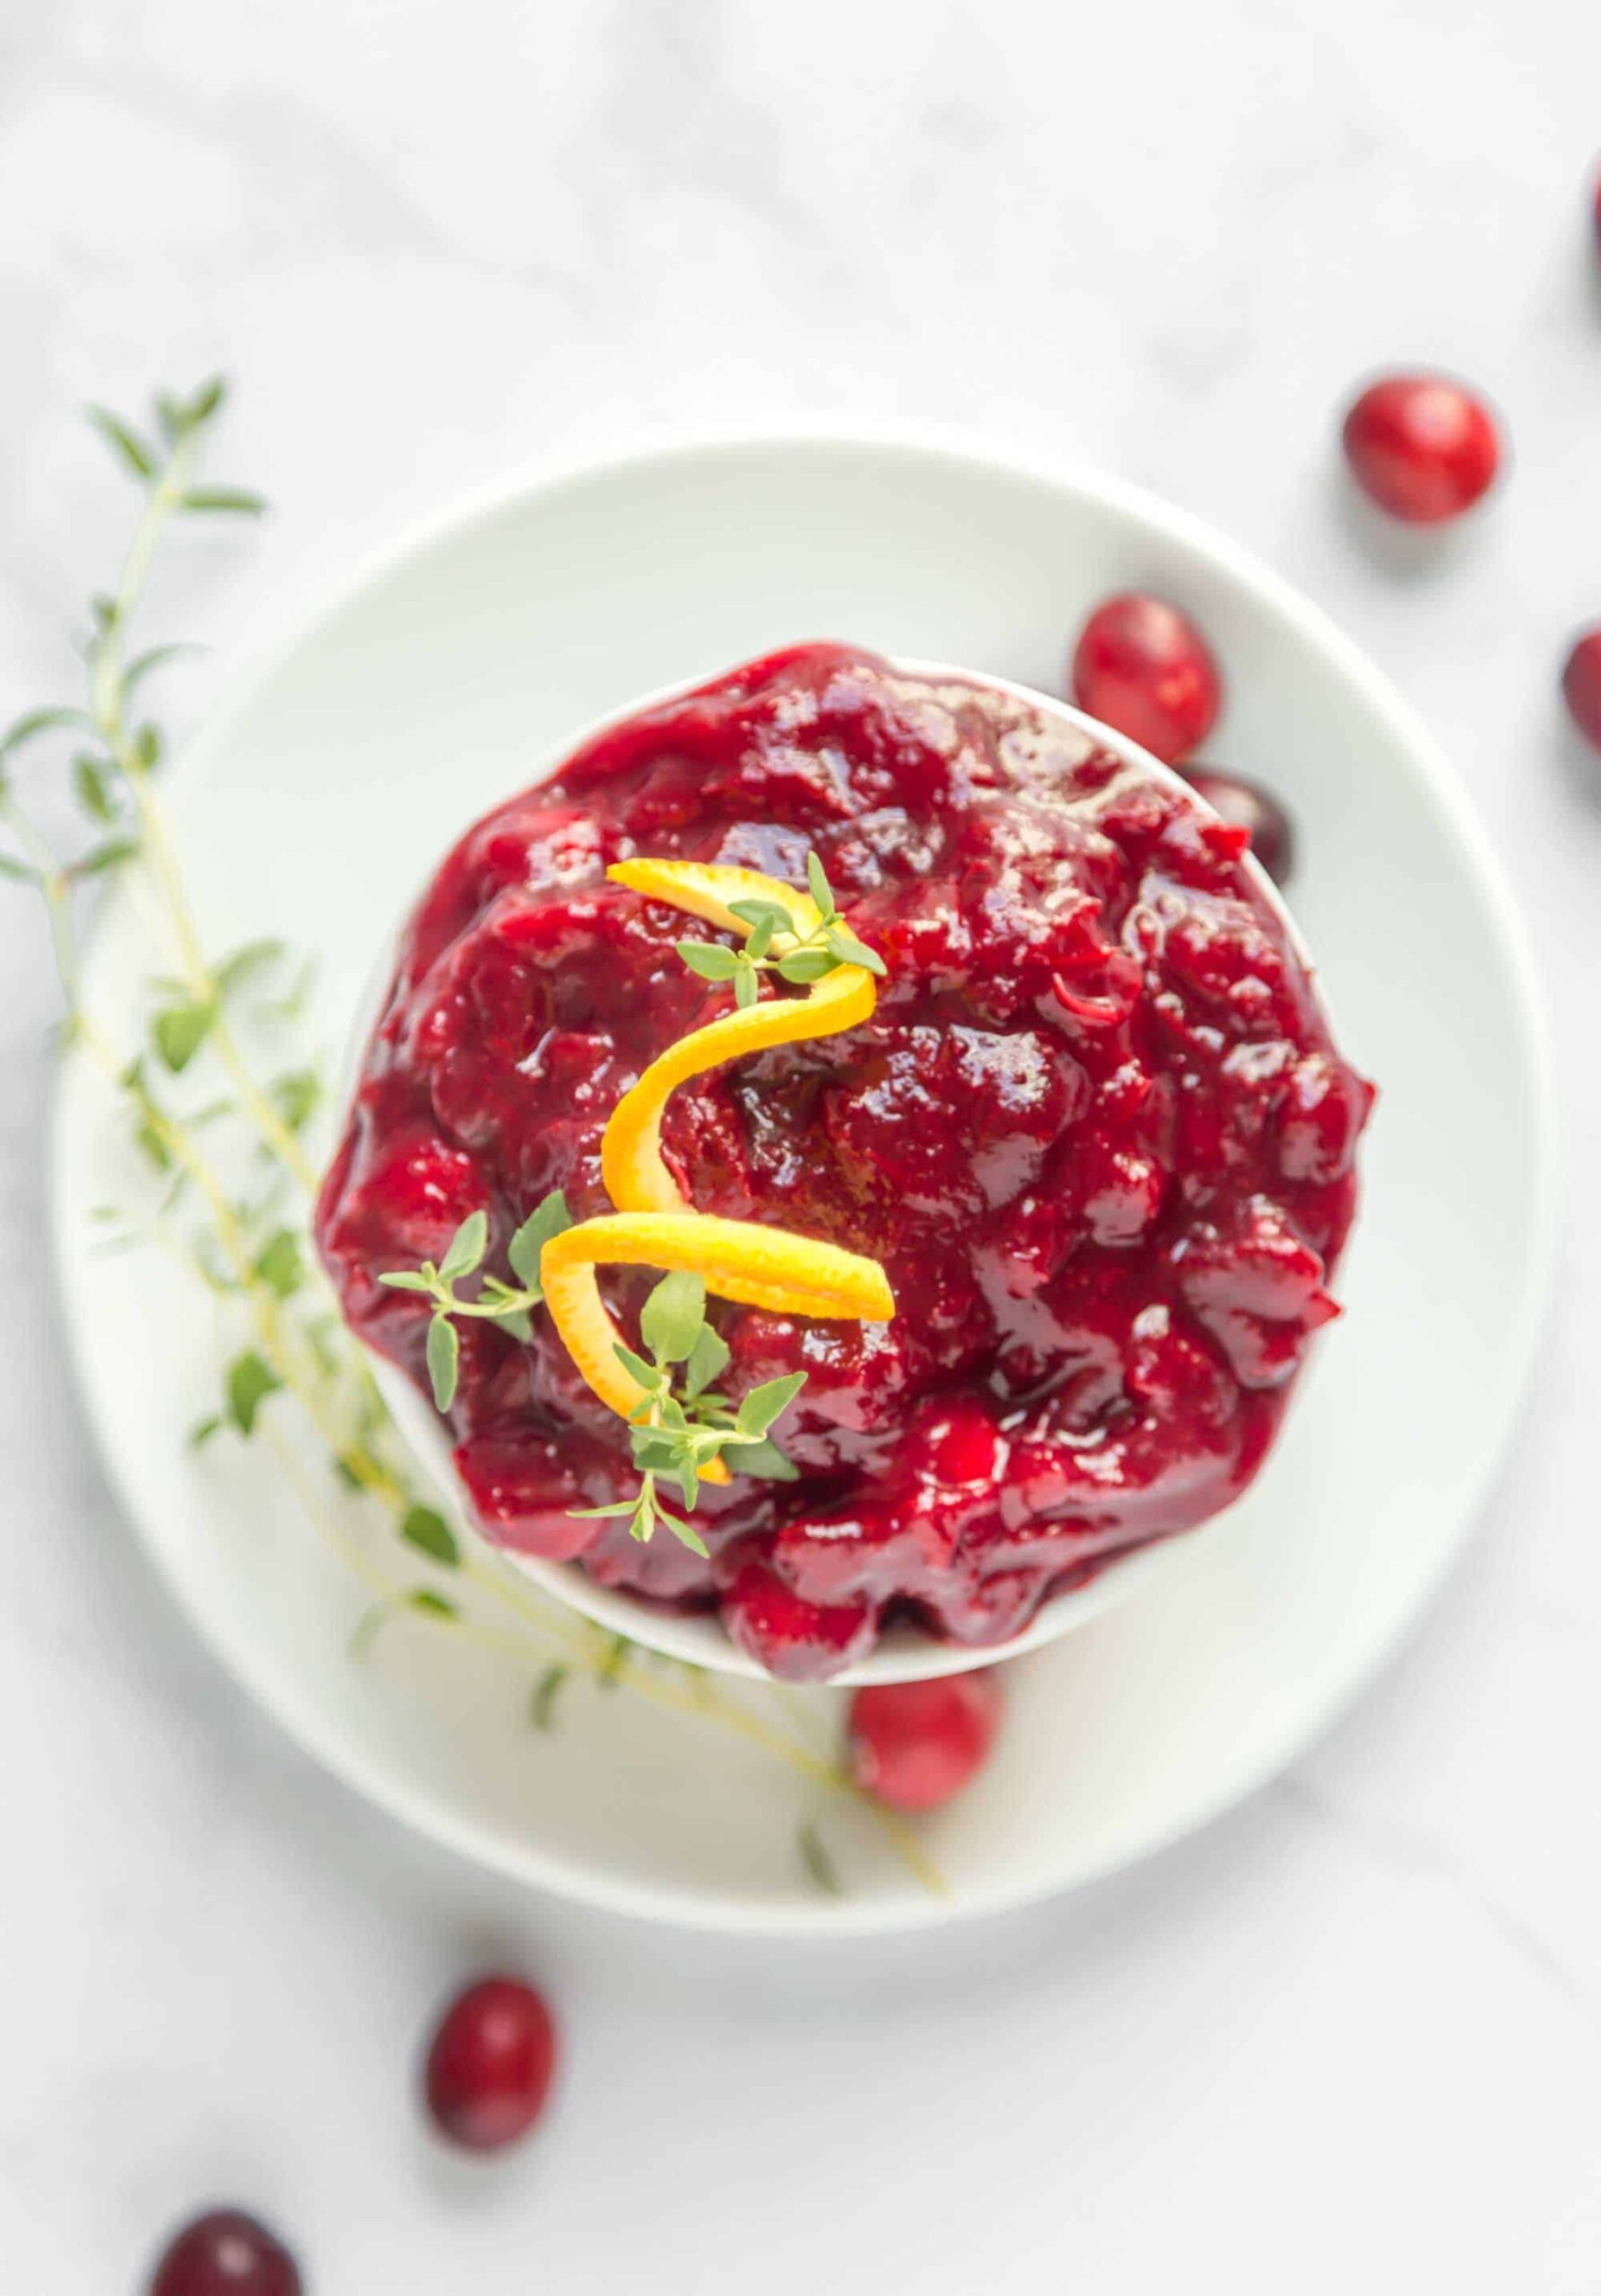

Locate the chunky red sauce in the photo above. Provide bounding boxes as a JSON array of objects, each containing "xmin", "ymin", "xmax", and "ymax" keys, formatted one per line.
[{"xmin": 317, "ymin": 645, "xmax": 1371, "ymax": 1678}]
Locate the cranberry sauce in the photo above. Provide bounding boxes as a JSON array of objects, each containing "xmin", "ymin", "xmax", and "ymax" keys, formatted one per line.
[{"xmin": 316, "ymin": 644, "xmax": 1371, "ymax": 1679}]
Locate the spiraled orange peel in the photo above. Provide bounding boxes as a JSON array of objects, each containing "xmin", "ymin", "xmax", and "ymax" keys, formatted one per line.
[
  {"xmin": 601, "ymin": 861, "xmax": 877, "ymax": 1215},
  {"xmin": 538, "ymin": 860, "xmax": 894, "ymax": 1472}
]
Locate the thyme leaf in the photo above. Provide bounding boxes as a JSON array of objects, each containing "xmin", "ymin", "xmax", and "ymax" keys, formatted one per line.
[
  {"xmin": 225, "ymin": 1349, "xmax": 282, "ymax": 1435},
  {"xmin": 425, "ymin": 1312, "xmax": 459, "ymax": 1412},
  {"xmin": 798, "ymin": 1822, "xmax": 844, "ymax": 1896},
  {"xmin": 674, "ymin": 848, "xmax": 885, "ymax": 1000},
  {"xmin": 401, "ymin": 1504, "xmax": 460, "ymax": 1568},
  {"xmin": 529, "ymin": 1665, "xmax": 568, "ymax": 1730}
]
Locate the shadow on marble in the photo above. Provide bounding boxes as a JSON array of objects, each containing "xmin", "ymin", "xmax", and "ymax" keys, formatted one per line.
[{"xmin": 1322, "ymin": 457, "xmax": 1499, "ymax": 587}]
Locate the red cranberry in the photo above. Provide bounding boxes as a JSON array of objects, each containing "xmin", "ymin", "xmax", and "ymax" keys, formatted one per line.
[
  {"xmin": 1071, "ymin": 594, "xmax": 1222, "ymax": 764},
  {"xmin": 916, "ymin": 1393, "xmax": 1006, "ymax": 1488},
  {"xmin": 148, "ymin": 2209, "xmax": 300, "ymax": 2296},
  {"xmin": 1340, "ymin": 374, "xmax": 1501, "ymax": 525},
  {"xmin": 846, "ymin": 1671, "xmax": 1003, "ymax": 1813},
  {"xmin": 1183, "ymin": 767, "xmax": 1293, "ymax": 885},
  {"xmin": 1562, "ymin": 629, "xmax": 1601, "ymax": 753},
  {"xmin": 423, "ymin": 1975, "xmax": 557, "ymax": 2152},
  {"xmin": 721, "ymin": 1561, "xmax": 877, "ymax": 1680}
]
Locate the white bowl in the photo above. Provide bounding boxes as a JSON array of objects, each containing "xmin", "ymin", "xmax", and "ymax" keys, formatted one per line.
[{"xmin": 341, "ymin": 657, "xmax": 1332, "ymax": 1686}]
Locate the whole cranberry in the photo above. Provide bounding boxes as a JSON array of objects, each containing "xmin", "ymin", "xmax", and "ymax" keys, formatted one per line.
[
  {"xmin": 1183, "ymin": 766, "xmax": 1294, "ymax": 885},
  {"xmin": 1340, "ymin": 373, "xmax": 1501, "ymax": 524},
  {"xmin": 423, "ymin": 1975, "xmax": 557, "ymax": 2152},
  {"xmin": 918, "ymin": 1394, "xmax": 1006, "ymax": 1488},
  {"xmin": 1562, "ymin": 629, "xmax": 1601, "ymax": 753},
  {"xmin": 1070, "ymin": 593, "xmax": 1222, "ymax": 764},
  {"xmin": 148, "ymin": 2208, "xmax": 301, "ymax": 2296},
  {"xmin": 846, "ymin": 1671, "xmax": 1003, "ymax": 1813}
]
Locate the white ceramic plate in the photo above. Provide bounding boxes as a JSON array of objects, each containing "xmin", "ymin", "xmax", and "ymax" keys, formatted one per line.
[{"xmin": 51, "ymin": 429, "xmax": 1556, "ymax": 1934}]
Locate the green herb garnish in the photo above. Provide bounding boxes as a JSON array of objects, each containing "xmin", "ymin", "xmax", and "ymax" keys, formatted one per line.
[
  {"xmin": 570, "ymin": 1267, "xmax": 804, "ymax": 1556},
  {"xmin": 0, "ymin": 376, "xmax": 956, "ymax": 1901},
  {"xmin": 529, "ymin": 1663, "xmax": 569, "ymax": 1730},
  {"xmin": 380, "ymin": 1213, "xmax": 808, "ymax": 1553},
  {"xmin": 675, "ymin": 849, "xmax": 886, "ymax": 1011},
  {"xmin": 798, "ymin": 1820, "xmax": 844, "ymax": 1896},
  {"xmin": 377, "ymin": 1192, "xmax": 571, "ymax": 1409}
]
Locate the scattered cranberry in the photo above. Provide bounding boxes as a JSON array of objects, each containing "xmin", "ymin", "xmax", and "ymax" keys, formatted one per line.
[
  {"xmin": 1183, "ymin": 767, "xmax": 1294, "ymax": 885},
  {"xmin": 148, "ymin": 2209, "xmax": 301, "ymax": 2296},
  {"xmin": 1340, "ymin": 373, "xmax": 1501, "ymax": 524},
  {"xmin": 423, "ymin": 1975, "xmax": 557, "ymax": 2152},
  {"xmin": 1562, "ymin": 629, "xmax": 1601, "ymax": 753},
  {"xmin": 846, "ymin": 1672, "xmax": 1004, "ymax": 1813},
  {"xmin": 1070, "ymin": 593, "xmax": 1223, "ymax": 763}
]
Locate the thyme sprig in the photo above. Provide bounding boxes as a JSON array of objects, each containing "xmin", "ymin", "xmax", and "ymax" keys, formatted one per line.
[
  {"xmin": 676, "ymin": 850, "xmax": 886, "ymax": 1010},
  {"xmin": 571, "ymin": 1268, "xmax": 803, "ymax": 1553},
  {"xmin": 378, "ymin": 1193, "xmax": 571, "ymax": 1409},
  {"xmin": 380, "ymin": 1221, "xmax": 807, "ymax": 1553},
  {"xmin": 0, "ymin": 379, "xmax": 949, "ymax": 1900}
]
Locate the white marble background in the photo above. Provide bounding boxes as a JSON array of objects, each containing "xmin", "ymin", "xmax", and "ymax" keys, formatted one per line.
[{"xmin": 4, "ymin": 1, "xmax": 1601, "ymax": 2287}]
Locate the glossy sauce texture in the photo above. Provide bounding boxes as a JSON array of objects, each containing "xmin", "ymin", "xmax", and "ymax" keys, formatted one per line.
[{"xmin": 317, "ymin": 645, "xmax": 1371, "ymax": 1678}]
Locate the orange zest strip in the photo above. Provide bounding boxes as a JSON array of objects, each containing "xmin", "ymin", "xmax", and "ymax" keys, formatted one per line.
[
  {"xmin": 601, "ymin": 861, "xmax": 876, "ymax": 1217},
  {"xmin": 536, "ymin": 858, "xmax": 894, "ymax": 1465},
  {"xmin": 540, "ymin": 1213, "xmax": 894, "ymax": 1485}
]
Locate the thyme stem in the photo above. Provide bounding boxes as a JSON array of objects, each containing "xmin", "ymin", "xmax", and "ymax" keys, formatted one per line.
[{"xmin": 0, "ymin": 378, "xmax": 946, "ymax": 1900}]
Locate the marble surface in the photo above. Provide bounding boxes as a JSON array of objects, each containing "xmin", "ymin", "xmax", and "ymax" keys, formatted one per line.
[{"xmin": 4, "ymin": 1, "xmax": 1601, "ymax": 2286}]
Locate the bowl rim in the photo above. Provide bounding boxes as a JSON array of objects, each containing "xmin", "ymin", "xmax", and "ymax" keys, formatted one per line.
[
  {"xmin": 341, "ymin": 651, "xmax": 1322, "ymax": 1686},
  {"xmin": 52, "ymin": 419, "xmax": 1558, "ymax": 1933}
]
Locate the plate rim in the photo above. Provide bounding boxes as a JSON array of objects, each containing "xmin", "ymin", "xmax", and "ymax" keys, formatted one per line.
[{"xmin": 48, "ymin": 420, "xmax": 1560, "ymax": 1935}]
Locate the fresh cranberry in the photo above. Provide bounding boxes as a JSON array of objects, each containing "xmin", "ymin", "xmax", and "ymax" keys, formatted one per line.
[
  {"xmin": 1340, "ymin": 374, "xmax": 1501, "ymax": 524},
  {"xmin": 721, "ymin": 1561, "xmax": 878, "ymax": 1681},
  {"xmin": 1182, "ymin": 767, "xmax": 1293, "ymax": 885},
  {"xmin": 423, "ymin": 1976, "xmax": 558, "ymax": 2152},
  {"xmin": 1564, "ymin": 630, "xmax": 1601, "ymax": 752},
  {"xmin": 1070, "ymin": 594, "xmax": 1222, "ymax": 763},
  {"xmin": 846, "ymin": 1672, "xmax": 1004, "ymax": 1813},
  {"xmin": 148, "ymin": 2209, "xmax": 300, "ymax": 2296},
  {"xmin": 916, "ymin": 1394, "xmax": 1006, "ymax": 1488}
]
